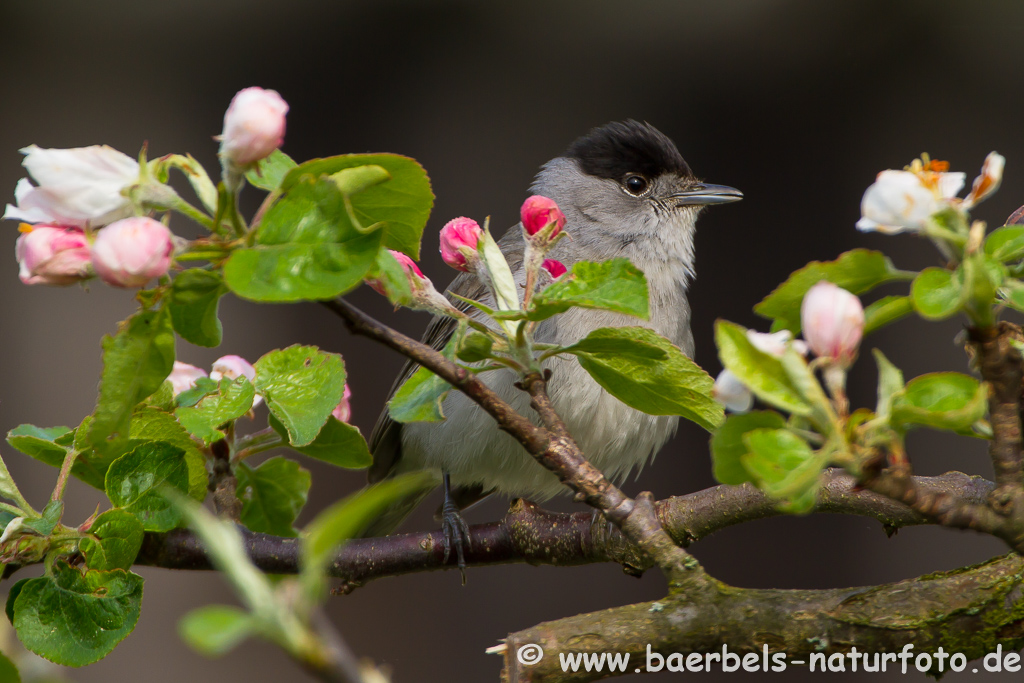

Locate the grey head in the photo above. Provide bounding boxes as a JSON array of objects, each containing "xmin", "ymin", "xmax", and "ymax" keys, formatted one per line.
[{"xmin": 530, "ymin": 120, "xmax": 742, "ymax": 272}]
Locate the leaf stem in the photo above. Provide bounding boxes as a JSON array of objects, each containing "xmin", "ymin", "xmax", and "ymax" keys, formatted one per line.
[{"xmin": 50, "ymin": 451, "xmax": 79, "ymax": 503}]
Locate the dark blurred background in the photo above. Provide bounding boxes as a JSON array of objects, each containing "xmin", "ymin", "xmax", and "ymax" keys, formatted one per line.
[{"xmin": 1, "ymin": 0, "xmax": 1022, "ymax": 680}]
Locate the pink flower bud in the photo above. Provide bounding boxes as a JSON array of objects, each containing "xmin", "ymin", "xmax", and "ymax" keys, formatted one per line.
[
  {"xmin": 169, "ymin": 361, "xmax": 208, "ymax": 396},
  {"xmin": 210, "ymin": 355, "xmax": 256, "ymax": 383},
  {"xmin": 15, "ymin": 224, "xmax": 91, "ymax": 285},
  {"xmin": 219, "ymin": 87, "xmax": 289, "ymax": 166},
  {"xmin": 521, "ymin": 195, "xmax": 566, "ymax": 237},
  {"xmin": 366, "ymin": 249, "xmax": 427, "ymax": 295},
  {"xmin": 439, "ymin": 217, "xmax": 482, "ymax": 272},
  {"xmin": 332, "ymin": 384, "xmax": 352, "ymax": 423},
  {"xmin": 800, "ymin": 281, "xmax": 865, "ymax": 365},
  {"xmin": 541, "ymin": 259, "xmax": 567, "ymax": 279},
  {"xmin": 91, "ymin": 217, "xmax": 174, "ymax": 288}
]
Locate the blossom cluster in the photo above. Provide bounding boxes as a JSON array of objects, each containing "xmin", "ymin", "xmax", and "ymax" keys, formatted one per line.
[{"xmin": 5, "ymin": 87, "xmax": 289, "ymax": 288}]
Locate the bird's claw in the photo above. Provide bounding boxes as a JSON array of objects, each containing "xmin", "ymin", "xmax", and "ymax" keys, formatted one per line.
[{"xmin": 441, "ymin": 497, "xmax": 471, "ymax": 576}]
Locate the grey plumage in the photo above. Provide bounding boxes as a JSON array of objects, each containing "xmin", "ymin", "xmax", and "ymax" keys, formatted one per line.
[{"xmin": 363, "ymin": 121, "xmax": 740, "ymax": 538}]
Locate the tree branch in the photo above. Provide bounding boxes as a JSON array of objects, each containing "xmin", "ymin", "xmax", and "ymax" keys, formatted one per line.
[
  {"xmin": 320, "ymin": 298, "xmax": 705, "ymax": 585},
  {"xmin": 135, "ymin": 471, "xmax": 994, "ymax": 588},
  {"xmin": 498, "ymin": 553, "xmax": 1024, "ymax": 682}
]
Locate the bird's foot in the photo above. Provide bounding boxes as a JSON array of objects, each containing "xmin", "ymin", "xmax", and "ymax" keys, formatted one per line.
[{"xmin": 441, "ymin": 497, "xmax": 471, "ymax": 582}]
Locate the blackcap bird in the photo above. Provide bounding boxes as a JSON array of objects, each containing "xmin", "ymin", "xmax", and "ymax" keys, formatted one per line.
[{"xmin": 364, "ymin": 121, "xmax": 742, "ymax": 561}]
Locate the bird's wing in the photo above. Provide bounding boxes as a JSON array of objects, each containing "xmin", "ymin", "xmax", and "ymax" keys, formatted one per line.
[{"xmin": 367, "ymin": 228, "xmax": 526, "ymax": 484}]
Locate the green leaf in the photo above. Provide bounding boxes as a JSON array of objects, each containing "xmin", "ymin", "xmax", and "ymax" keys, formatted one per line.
[
  {"xmin": 389, "ymin": 337, "xmax": 457, "ymax": 423},
  {"xmin": 755, "ymin": 249, "xmax": 907, "ymax": 333},
  {"xmin": 88, "ymin": 308, "xmax": 175, "ymax": 456},
  {"xmin": 985, "ymin": 225, "xmax": 1024, "ymax": 262},
  {"xmin": 477, "ymin": 225, "xmax": 520, "ymax": 314},
  {"xmin": 715, "ymin": 321, "xmax": 812, "ymax": 416},
  {"xmin": 174, "ymin": 376, "xmax": 220, "ymax": 409},
  {"xmin": 456, "ymin": 331, "xmax": 495, "ymax": 363},
  {"xmin": 863, "ymin": 295, "xmax": 914, "ymax": 334},
  {"xmin": 145, "ymin": 381, "xmax": 176, "ymax": 411},
  {"xmin": 223, "ymin": 176, "xmax": 384, "ymax": 302},
  {"xmin": 280, "ymin": 153, "xmax": 433, "ymax": 258},
  {"xmin": 891, "ymin": 372, "xmax": 989, "ymax": 432},
  {"xmin": 1000, "ymin": 278, "xmax": 1024, "ymax": 313},
  {"xmin": 22, "ymin": 500, "xmax": 63, "ymax": 536},
  {"xmin": 128, "ymin": 408, "xmax": 208, "ymax": 500},
  {"xmin": 565, "ymin": 327, "xmax": 723, "ymax": 431},
  {"xmin": 0, "ymin": 443, "xmax": 33, "ymax": 510},
  {"xmin": 168, "ymin": 269, "xmax": 227, "ymax": 347},
  {"xmin": 269, "ymin": 413, "xmax": 371, "ymax": 469},
  {"xmin": 5, "ymin": 580, "xmax": 26, "ymax": 625},
  {"xmin": 246, "ymin": 150, "xmax": 297, "ymax": 192},
  {"xmin": 179, "ymin": 605, "xmax": 253, "ymax": 657},
  {"xmin": 254, "ymin": 345, "xmax": 346, "ymax": 446},
  {"xmin": 300, "ymin": 471, "xmax": 438, "ymax": 598},
  {"xmin": 710, "ymin": 411, "xmax": 787, "ymax": 485},
  {"xmin": 960, "ymin": 254, "xmax": 1004, "ymax": 327},
  {"xmin": 0, "ymin": 651, "xmax": 19, "ymax": 683},
  {"xmin": 329, "ymin": 165, "xmax": 391, "ymax": 198},
  {"xmin": 873, "ymin": 349, "xmax": 904, "ymax": 420},
  {"xmin": 911, "ymin": 267, "xmax": 961, "ymax": 320},
  {"xmin": 365, "ymin": 248, "xmax": 414, "ymax": 306},
  {"xmin": 105, "ymin": 441, "xmax": 191, "ymax": 531},
  {"xmin": 79, "ymin": 509, "xmax": 144, "ymax": 570},
  {"xmin": 12, "ymin": 562, "xmax": 142, "ymax": 667},
  {"xmin": 740, "ymin": 428, "xmax": 824, "ymax": 514},
  {"xmin": 236, "ymin": 457, "xmax": 310, "ymax": 537},
  {"xmin": 7, "ymin": 425, "xmax": 72, "ymax": 468},
  {"xmin": 389, "ymin": 367, "xmax": 451, "ymax": 423},
  {"xmin": 175, "ymin": 378, "xmax": 256, "ymax": 444},
  {"xmin": 528, "ymin": 259, "xmax": 649, "ymax": 322}
]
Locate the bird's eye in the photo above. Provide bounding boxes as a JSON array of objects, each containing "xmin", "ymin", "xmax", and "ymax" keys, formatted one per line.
[{"xmin": 623, "ymin": 174, "xmax": 649, "ymax": 196}]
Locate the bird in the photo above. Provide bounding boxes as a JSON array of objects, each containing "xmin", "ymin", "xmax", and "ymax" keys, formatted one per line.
[{"xmin": 364, "ymin": 121, "xmax": 742, "ymax": 563}]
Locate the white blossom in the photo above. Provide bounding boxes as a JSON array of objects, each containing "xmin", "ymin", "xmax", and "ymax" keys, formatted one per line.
[{"xmin": 3, "ymin": 145, "xmax": 139, "ymax": 227}]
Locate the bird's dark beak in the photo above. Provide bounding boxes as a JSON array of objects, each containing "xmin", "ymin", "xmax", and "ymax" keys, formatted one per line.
[{"xmin": 670, "ymin": 183, "xmax": 743, "ymax": 206}]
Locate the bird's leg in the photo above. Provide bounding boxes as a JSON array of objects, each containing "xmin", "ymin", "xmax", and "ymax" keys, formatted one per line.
[{"xmin": 441, "ymin": 472, "xmax": 471, "ymax": 576}]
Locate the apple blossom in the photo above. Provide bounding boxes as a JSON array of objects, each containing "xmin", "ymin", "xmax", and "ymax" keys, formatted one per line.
[
  {"xmin": 856, "ymin": 168, "xmax": 964, "ymax": 234},
  {"xmin": 169, "ymin": 361, "xmax": 208, "ymax": 396},
  {"xmin": 800, "ymin": 281, "xmax": 865, "ymax": 366},
  {"xmin": 439, "ymin": 217, "xmax": 482, "ymax": 272},
  {"xmin": 219, "ymin": 87, "xmax": 289, "ymax": 166},
  {"xmin": 91, "ymin": 217, "xmax": 174, "ymax": 288},
  {"xmin": 332, "ymin": 384, "xmax": 352, "ymax": 423},
  {"xmin": 541, "ymin": 258, "xmax": 567, "ymax": 279},
  {"xmin": 521, "ymin": 195, "xmax": 566, "ymax": 237},
  {"xmin": 15, "ymin": 225, "xmax": 91, "ymax": 285},
  {"xmin": 713, "ymin": 370, "xmax": 753, "ymax": 413},
  {"xmin": 3, "ymin": 145, "xmax": 139, "ymax": 228},
  {"xmin": 963, "ymin": 152, "xmax": 1005, "ymax": 208}
]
